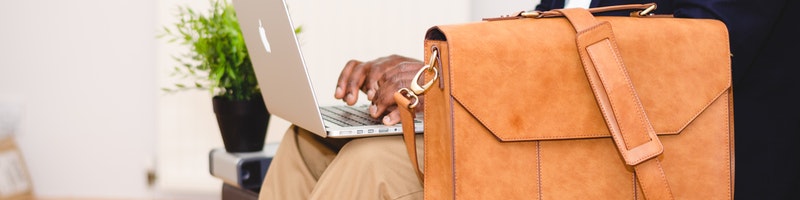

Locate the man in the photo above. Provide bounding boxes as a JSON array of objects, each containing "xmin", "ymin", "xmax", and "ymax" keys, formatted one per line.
[
  {"xmin": 260, "ymin": 0, "xmax": 799, "ymax": 199},
  {"xmin": 258, "ymin": 55, "xmax": 425, "ymax": 200}
]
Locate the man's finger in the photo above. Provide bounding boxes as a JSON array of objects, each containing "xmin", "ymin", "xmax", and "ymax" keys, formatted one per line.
[
  {"xmin": 383, "ymin": 109, "xmax": 402, "ymax": 126},
  {"xmin": 345, "ymin": 62, "xmax": 370, "ymax": 105},
  {"xmin": 335, "ymin": 60, "xmax": 361, "ymax": 99},
  {"xmin": 366, "ymin": 86, "xmax": 377, "ymax": 101},
  {"xmin": 370, "ymin": 89, "xmax": 398, "ymax": 118}
]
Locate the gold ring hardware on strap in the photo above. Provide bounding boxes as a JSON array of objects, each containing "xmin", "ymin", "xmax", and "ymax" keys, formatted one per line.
[
  {"xmin": 637, "ymin": 3, "xmax": 657, "ymax": 16},
  {"xmin": 398, "ymin": 47, "xmax": 440, "ymax": 109},
  {"xmin": 409, "ymin": 48, "xmax": 440, "ymax": 95},
  {"xmin": 397, "ymin": 88, "xmax": 419, "ymax": 109},
  {"xmin": 520, "ymin": 11, "xmax": 541, "ymax": 18}
]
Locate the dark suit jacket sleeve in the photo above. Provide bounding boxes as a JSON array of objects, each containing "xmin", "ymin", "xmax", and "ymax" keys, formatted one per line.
[{"xmin": 671, "ymin": 0, "xmax": 790, "ymax": 82}]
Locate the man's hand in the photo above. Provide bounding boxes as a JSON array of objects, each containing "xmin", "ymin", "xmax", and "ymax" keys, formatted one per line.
[{"xmin": 334, "ymin": 55, "xmax": 424, "ymax": 125}]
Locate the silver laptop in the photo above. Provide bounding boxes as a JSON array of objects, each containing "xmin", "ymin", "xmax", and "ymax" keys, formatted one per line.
[{"xmin": 232, "ymin": 0, "xmax": 423, "ymax": 138}]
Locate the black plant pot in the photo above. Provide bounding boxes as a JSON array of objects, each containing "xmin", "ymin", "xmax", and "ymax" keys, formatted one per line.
[{"xmin": 212, "ymin": 94, "xmax": 270, "ymax": 152}]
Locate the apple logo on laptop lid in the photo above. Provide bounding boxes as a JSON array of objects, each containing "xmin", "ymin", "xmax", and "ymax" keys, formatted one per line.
[{"xmin": 258, "ymin": 19, "xmax": 271, "ymax": 53}]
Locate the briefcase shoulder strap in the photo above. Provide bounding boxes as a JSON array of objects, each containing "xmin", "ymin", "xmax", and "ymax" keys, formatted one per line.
[
  {"xmin": 395, "ymin": 90, "xmax": 424, "ymax": 184},
  {"xmin": 558, "ymin": 8, "xmax": 674, "ymax": 200}
]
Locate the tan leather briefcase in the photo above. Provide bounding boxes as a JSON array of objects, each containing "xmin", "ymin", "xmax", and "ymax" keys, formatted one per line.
[{"xmin": 396, "ymin": 4, "xmax": 733, "ymax": 199}]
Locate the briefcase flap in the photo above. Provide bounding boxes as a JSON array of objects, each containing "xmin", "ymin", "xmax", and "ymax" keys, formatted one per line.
[{"xmin": 425, "ymin": 16, "xmax": 730, "ymax": 142}]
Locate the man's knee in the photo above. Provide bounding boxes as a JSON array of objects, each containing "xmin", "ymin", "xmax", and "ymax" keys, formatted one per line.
[
  {"xmin": 340, "ymin": 136, "xmax": 394, "ymax": 156},
  {"xmin": 335, "ymin": 136, "xmax": 406, "ymax": 169}
]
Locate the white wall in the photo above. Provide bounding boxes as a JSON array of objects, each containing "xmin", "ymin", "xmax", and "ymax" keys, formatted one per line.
[
  {"xmin": 154, "ymin": 0, "xmax": 219, "ymax": 196},
  {"xmin": 0, "ymin": 0, "xmax": 157, "ymax": 198},
  {"xmin": 470, "ymin": 0, "xmax": 540, "ymax": 21}
]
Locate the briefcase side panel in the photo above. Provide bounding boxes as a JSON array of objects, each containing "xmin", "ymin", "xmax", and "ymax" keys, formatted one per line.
[
  {"xmin": 423, "ymin": 40, "xmax": 456, "ymax": 200},
  {"xmin": 728, "ymin": 89, "xmax": 735, "ymax": 195}
]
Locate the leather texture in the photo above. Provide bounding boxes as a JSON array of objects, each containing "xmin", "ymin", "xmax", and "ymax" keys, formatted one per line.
[
  {"xmin": 560, "ymin": 8, "xmax": 673, "ymax": 199},
  {"xmin": 398, "ymin": 4, "xmax": 733, "ymax": 200},
  {"xmin": 396, "ymin": 91, "xmax": 424, "ymax": 183}
]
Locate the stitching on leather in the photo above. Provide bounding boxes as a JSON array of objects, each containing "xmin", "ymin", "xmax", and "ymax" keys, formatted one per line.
[
  {"xmin": 423, "ymin": 77, "xmax": 429, "ymax": 197},
  {"xmin": 497, "ymin": 133, "xmax": 610, "ymax": 140},
  {"xmin": 635, "ymin": 166, "xmax": 651, "ymax": 199},
  {"xmin": 449, "ymin": 83, "xmax": 730, "ymax": 141},
  {"xmin": 470, "ymin": 87, "xmax": 730, "ymax": 141},
  {"xmin": 423, "ymin": 58, "xmax": 429, "ymax": 198},
  {"xmin": 635, "ymin": 161, "xmax": 673, "ymax": 200},
  {"xmin": 663, "ymin": 87, "xmax": 730, "ymax": 135},
  {"xmin": 582, "ymin": 39, "xmax": 630, "ymax": 163},
  {"xmin": 450, "ymin": 96, "xmax": 458, "ymax": 199},
  {"xmin": 604, "ymin": 36, "xmax": 664, "ymax": 164},
  {"xmin": 654, "ymin": 160, "xmax": 675, "ymax": 199},
  {"xmin": 447, "ymin": 23, "xmax": 618, "ymax": 142},
  {"xmin": 422, "ymin": 41, "xmax": 432, "ymax": 199},
  {"xmin": 447, "ymin": 26, "xmax": 610, "ymax": 143},
  {"xmin": 448, "ymin": 68, "xmax": 732, "ymax": 141},
  {"xmin": 448, "ymin": 21, "xmax": 731, "ymax": 144},
  {"xmin": 537, "ymin": 141, "xmax": 543, "ymax": 200},
  {"xmin": 606, "ymin": 35, "xmax": 659, "ymax": 157},
  {"xmin": 723, "ymin": 91, "xmax": 732, "ymax": 199},
  {"xmin": 574, "ymin": 25, "xmax": 676, "ymax": 199},
  {"xmin": 594, "ymin": 40, "xmax": 642, "ymax": 155},
  {"xmin": 587, "ymin": 40, "xmax": 632, "ymax": 148},
  {"xmin": 588, "ymin": 33, "xmax": 662, "ymax": 165},
  {"xmin": 588, "ymin": 29, "xmax": 674, "ymax": 198},
  {"xmin": 448, "ymin": 25, "xmax": 731, "ymax": 144},
  {"xmin": 576, "ymin": 23, "xmax": 628, "ymax": 156},
  {"xmin": 597, "ymin": 21, "xmax": 732, "ymax": 153},
  {"xmin": 632, "ymin": 173, "xmax": 637, "ymax": 200},
  {"xmin": 450, "ymin": 94, "xmax": 611, "ymax": 141},
  {"xmin": 447, "ymin": 40, "xmax": 461, "ymax": 199},
  {"xmin": 432, "ymin": 19, "xmax": 731, "ymax": 199},
  {"xmin": 439, "ymin": 41, "xmax": 458, "ymax": 198}
]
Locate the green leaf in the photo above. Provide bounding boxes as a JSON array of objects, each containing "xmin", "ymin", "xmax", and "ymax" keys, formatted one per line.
[{"xmin": 295, "ymin": 26, "xmax": 303, "ymax": 34}]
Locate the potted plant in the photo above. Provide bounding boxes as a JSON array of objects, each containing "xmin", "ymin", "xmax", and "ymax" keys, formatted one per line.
[{"xmin": 160, "ymin": 0, "xmax": 299, "ymax": 152}]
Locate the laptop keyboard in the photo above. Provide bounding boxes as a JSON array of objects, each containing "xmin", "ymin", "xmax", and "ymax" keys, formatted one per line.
[{"xmin": 320, "ymin": 105, "xmax": 382, "ymax": 127}]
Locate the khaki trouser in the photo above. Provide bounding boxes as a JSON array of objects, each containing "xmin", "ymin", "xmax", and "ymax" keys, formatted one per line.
[{"xmin": 259, "ymin": 125, "xmax": 424, "ymax": 200}]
